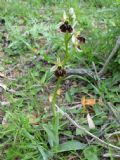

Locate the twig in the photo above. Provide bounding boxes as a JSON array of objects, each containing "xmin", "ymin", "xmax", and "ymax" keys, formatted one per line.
[
  {"xmin": 89, "ymin": 123, "xmax": 109, "ymax": 143},
  {"xmin": 106, "ymin": 131, "xmax": 120, "ymax": 139},
  {"xmin": 56, "ymin": 104, "xmax": 120, "ymax": 151},
  {"xmin": 99, "ymin": 35, "xmax": 120, "ymax": 76},
  {"xmin": 66, "ymin": 68, "xmax": 95, "ymax": 78},
  {"xmin": 63, "ymin": 102, "xmax": 82, "ymax": 106},
  {"xmin": 66, "ymin": 104, "xmax": 82, "ymax": 110},
  {"xmin": 103, "ymin": 153, "xmax": 120, "ymax": 158}
]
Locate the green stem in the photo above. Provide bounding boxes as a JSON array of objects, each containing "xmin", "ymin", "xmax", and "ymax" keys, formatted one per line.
[
  {"xmin": 63, "ymin": 33, "xmax": 72, "ymax": 66},
  {"xmin": 52, "ymin": 77, "xmax": 63, "ymax": 146},
  {"xmin": 51, "ymin": 33, "xmax": 71, "ymax": 146},
  {"xmin": 52, "ymin": 77, "xmax": 62, "ymax": 117}
]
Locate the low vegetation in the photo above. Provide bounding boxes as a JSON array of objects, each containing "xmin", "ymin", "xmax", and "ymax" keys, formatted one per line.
[{"xmin": 0, "ymin": 0, "xmax": 120, "ymax": 159}]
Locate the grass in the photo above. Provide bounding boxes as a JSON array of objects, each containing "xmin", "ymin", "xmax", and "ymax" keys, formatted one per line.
[{"xmin": 0, "ymin": 0, "xmax": 120, "ymax": 159}]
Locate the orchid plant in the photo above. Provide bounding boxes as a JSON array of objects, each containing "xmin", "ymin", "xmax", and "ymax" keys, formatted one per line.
[{"xmin": 49, "ymin": 8, "xmax": 86, "ymax": 147}]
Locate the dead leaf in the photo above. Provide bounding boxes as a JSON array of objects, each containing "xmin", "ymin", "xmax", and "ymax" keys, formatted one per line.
[
  {"xmin": 0, "ymin": 101, "xmax": 10, "ymax": 106},
  {"xmin": 48, "ymin": 95, "xmax": 53, "ymax": 102},
  {"xmin": 81, "ymin": 96, "xmax": 96, "ymax": 107},
  {"xmin": 81, "ymin": 96, "xmax": 86, "ymax": 107},
  {"xmin": 0, "ymin": 72, "xmax": 6, "ymax": 78},
  {"xmin": 26, "ymin": 113, "xmax": 39, "ymax": 125},
  {"xmin": 87, "ymin": 113, "xmax": 95, "ymax": 129}
]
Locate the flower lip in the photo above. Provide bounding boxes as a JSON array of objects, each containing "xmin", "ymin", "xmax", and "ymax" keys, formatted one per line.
[
  {"xmin": 59, "ymin": 21, "xmax": 73, "ymax": 33},
  {"xmin": 77, "ymin": 36, "xmax": 85, "ymax": 43},
  {"xmin": 54, "ymin": 66, "xmax": 66, "ymax": 77},
  {"xmin": 67, "ymin": 25, "xmax": 73, "ymax": 33}
]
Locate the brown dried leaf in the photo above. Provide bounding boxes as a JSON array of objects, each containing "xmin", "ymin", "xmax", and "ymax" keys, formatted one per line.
[
  {"xmin": 81, "ymin": 96, "xmax": 96, "ymax": 107},
  {"xmin": 26, "ymin": 113, "xmax": 39, "ymax": 125}
]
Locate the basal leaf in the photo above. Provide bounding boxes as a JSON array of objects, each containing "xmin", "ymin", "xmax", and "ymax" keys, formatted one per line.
[{"xmin": 53, "ymin": 140, "xmax": 86, "ymax": 153}]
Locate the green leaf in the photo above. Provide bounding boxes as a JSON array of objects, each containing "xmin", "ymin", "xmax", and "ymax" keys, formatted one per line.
[
  {"xmin": 53, "ymin": 140, "xmax": 86, "ymax": 153},
  {"xmin": 76, "ymin": 128, "xmax": 86, "ymax": 136},
  {"xmin": 65, "ymin": 91, "xmax": 73, "ymax": 103},
  {"xmin": 43, "ymin": 124, "xmax": 59, "ymax": 148},
  {"xmin": 84, "ymin": 146, "xmax": 99, "ymax": 160},
  {"xmin": 37, "ymin": 144, "xmax": 53, "ymax": 160}
]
